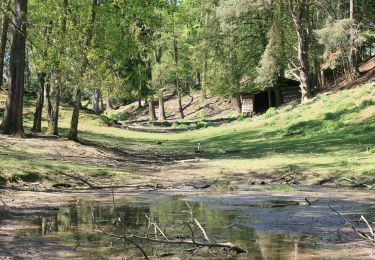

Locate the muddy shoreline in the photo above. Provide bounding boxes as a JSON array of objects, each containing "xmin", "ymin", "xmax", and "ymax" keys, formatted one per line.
[{"xmin": 1, "ymin": 185, "xmax": 375, "ymax": 259}]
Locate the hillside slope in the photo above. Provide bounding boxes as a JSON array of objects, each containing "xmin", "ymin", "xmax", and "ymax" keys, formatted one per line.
[{"xmin": 0, "ymin": 81, "xmax": 374, "ymax": 188}]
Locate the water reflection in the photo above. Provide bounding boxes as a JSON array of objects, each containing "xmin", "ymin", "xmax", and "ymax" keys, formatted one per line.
[{"xmin": 32, "ymin": 195, "xmax": 311, "ymax": 259}]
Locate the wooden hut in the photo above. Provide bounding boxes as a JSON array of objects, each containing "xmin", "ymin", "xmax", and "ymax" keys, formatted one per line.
[{"xmin": 241, "ymin": 77, "xmax": 300, "ymax": 116}]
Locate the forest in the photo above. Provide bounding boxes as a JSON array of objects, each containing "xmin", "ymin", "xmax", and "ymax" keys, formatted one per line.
[{"xmin": 0, "ymin": 0, "xmax": 374, "ymax": 259}]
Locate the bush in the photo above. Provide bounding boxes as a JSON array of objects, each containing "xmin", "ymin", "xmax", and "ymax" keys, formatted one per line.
[
  {"xmin": 109, "ymin": 111, "xmax": 129, "ymax": 121},
  {"xmin": 361, "ymin": 99, "xmax": 375, "ymax": 108},
  {"xmin": 0, "ymin": 175, "xmax": 6, "ymax": 186},
  {"xmin": 337, "ymin": 101, "xmax": 355, "ymax": 112},
  {"xmin": 282, "ymin": 101, "xmax": 298, "ymax": 112},
  {"xmin": 236, "ymin": 115, "xmax": 245, "ymax": 122},
  {"xmin": 171, "ymin": 122, "xmax": 180, "ymax": 128},
  {"xmin": 264, "ymin": 107, "xmax": 278, "ymax": 118},
  {"xmin": 10, "ymin": 171, "xmax": 43, "ymax": 182},
  {"xmin": 196, "ymin": 121, "xmax": 215, "ymax": 129}
]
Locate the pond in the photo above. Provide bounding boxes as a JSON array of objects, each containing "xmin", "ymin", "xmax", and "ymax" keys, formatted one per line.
[{"xmin": 26, "ymin": 193, "xmax": 323, "ymax": 259}]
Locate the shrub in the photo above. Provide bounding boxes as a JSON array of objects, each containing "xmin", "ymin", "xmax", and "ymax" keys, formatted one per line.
[
  {"xmin": 109, "ymin": 111, "xmax": 129, "ymax": 121},
  {"xmin": 0, "ymin": 175, "xmax": 6, "ymax": 186},
  {"xmin": 171, "ymin": 122, "xmax": 180, "ymax": 128},
  {"xmin": 361, "ymin": 99, "xmax": 375, "ymax": 108},
  {"xmin": 282, "ymin": 101, "xmax": 298, "ymax": 112},
  {"xmin": 264, "ymin": 107, "xmax": 278, "ymax": 118},
  {"xmin": 337, "ymin": 101, "xmax": 355, "ymax": 112},
  {"xmin": 10, "ymin": 171, "xmax": 43, "ymax": 182},
  {"xmin": 236, "ymin": 115, "xmax": 245, "ymax": 122}
]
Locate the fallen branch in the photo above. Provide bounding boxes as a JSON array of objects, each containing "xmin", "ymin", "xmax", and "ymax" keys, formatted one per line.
[
  {"xmin": 56, "ymin": 171, "xmax": 175, "ymax": 190},
  {"xmin": 314, "ymin": 176, "xmax": 334, "ymax": 186},
  {"xmin": 329, "ymin": 205, "xmax": 375, "ymax": 242},
  {"xmin": 339, "ymin": 178, "xmax": 373, "ymax": 189},
  {"xmin": 93, "ymin": 203, "xmax": 247, "ymax": 258}
]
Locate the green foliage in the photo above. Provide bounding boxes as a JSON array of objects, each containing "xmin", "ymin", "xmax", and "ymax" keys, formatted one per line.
[
  {"xmin": 10, "ymin": 171, "xmax": 43, "ymax": 183},
  {"xmin": 0, "ymin": 173, "xmax": 6, "ymax": 186},
  {"xmin": 109, "ymin": 112, "xmax": 129, "ymax": 121},
  {"xmin": 264, "ymin": 107, "xmax": 278, "ymax": 118}
]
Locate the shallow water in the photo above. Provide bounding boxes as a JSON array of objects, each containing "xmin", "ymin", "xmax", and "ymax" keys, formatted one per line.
[{"xmin": 26, "ymin": 194, "xmax": 322, "ymax": 259}]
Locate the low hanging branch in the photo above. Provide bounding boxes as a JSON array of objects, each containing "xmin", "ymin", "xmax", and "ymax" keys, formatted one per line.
[{"xmin": 92, "ymin": 203, "xmax": 247, "ymax": 259}]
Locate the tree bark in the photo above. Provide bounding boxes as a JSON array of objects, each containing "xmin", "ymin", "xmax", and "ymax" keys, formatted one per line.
[
  {"xmin": 234, "ymin": 93, "xmax": 242, "ymax": 114},
  {"xmin": 177, "ymin": 89, "xmax": 184, "ymax": 119},
  {"xmin": 138, "ymin": 99, "xmax": 142, "ymax": 109},
  {"xmin": 349, "ymin": 0, "xmax": 360, "ymax": 78},
  {"xmin": 200, "ymin": 11, "xmax": 209, "ymax": 102},
  {"xmin": 158, "ymin": 90, "xmax": 166, "ymax": 121},
  {"xmin": 92, "ymin": 88, "xmax": 101, "ymax": 114},
  {"xmin": 1, "ymin": 0, "xmax": 28, "ymax": 137},
  {"xmin": 106, "ymin": 96, "xmax": 111, "ymax": 113},
  {"xmin": 68, "ymin": 88, "xmax": 81, "ymax": 141},
  {"xmin": 289, "ymin": 0, "xmax": 312, "ymax": 103},
  {"xmin": 68, "ymin": 0, "xmax": 97, "ymax": 141},
  {"xmin": 0, "ymin": 0, "xmax": 11, "ymax": 90},
  {"xmin": 45, "ymin": 74, "xmax": 51, "ymax": 119},
  {"xmin": 32, "ymin": 72, "xmax": 46, "ymax": 132},
  {"xmin": 148, "ymin": 96, "xmax": 157, "ymax": 121},
  {"xmin": 47, "ymin": 76, "xmax": 60, "ymax": 135}
]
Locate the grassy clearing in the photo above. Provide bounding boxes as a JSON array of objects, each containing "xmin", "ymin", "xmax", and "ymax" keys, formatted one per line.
[{"xmin": 0, "ymin": 82, "xmax": 374, "ymax": 185}]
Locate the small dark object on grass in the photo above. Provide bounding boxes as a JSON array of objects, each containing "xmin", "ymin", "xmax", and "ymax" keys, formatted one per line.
[
  {"xmin": 52, "ymin": 183, "xmax": 73, "ymax": 188},
  {"xmin": 156, "ymin": 141, "xmax": 162, "ymax": 145},
  {"xmin": 195, "ymin": 143, "xmax": 204, "ymax": 153}
]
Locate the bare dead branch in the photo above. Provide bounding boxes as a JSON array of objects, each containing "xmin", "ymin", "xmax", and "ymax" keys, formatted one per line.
[{"xmin": 329, "ymin": 206, "xmax": 375, "ymax": 242}]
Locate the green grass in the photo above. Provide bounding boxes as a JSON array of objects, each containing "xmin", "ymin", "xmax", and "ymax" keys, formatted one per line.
[
  {"xmin": 264, "ymin": 185, "xmax": 296, "ymax": 192},
  {"xmin": 0, "ymin": 82, "xmax": 374, "ymax": 185}
]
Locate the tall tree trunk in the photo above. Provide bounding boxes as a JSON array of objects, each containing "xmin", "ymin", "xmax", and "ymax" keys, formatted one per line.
[
  {"xmin": 138, "ymin": 99, "xmax": 142, "ymax": 109},
  {"xmin": 32, "ymin": 72, "xmax": 46, "ymax": 132},
  {"xmin": 45, "ymin": 74, "xmax": 51, "ymax": 119},
  {"xmin": 289, "ymin": 0, "xmax": 312, "ymax": 103},
  {"xmin": 200, "ymin": 11, "xmax": 209, "ymax": 102},
  {"xmin": 172, "ymin": 10, "xmax": 184, "ymax": 119},
  {"xmin": 92, "ymin": 88, "xmax": 100, "ymax": 114},
  {"xmin": 47, "ymin": 76, "xmax": 60, "ymax": 135},
  {"xmin": 320, "ymin": 68, "xmax": 325, "ymax": 89},
  {"xmin": 47, "ymin": 0, "xmax": 68, "ymax": 136},
  {"xmin": 106, "ymin": 96, "xmax": 111, "ymax": 113},
  {"xmin": 1, "ymin": 0, "xmax": 28, "ymax": 137},
  {"xmin": 148, "ymin": 96, "xmax": 157, "ymax": 121},
  {"xmin": 349, "ymin": 0, "xmax": 360, "ymax": 78},
  {"xmin": 177, "ymin": 89, "xmax": 184, "ymax": 119},
  {"xmin": 0, "ymin": 0, "xmax": 11, "ymax": 90},
  {"xmin": 68, "ymin": 0, "xmax": 97, "ymax": 141},
  {"xmin": 234, "ymin": 93, "xmax": 242, "ymax": 114},
  {"xmin": 68, "ymin": 88, "xmax": 81, "ymax": 141},
  {"xmin": 158, "ymin": 90, "xmax": 166, "ymax": 121}
]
